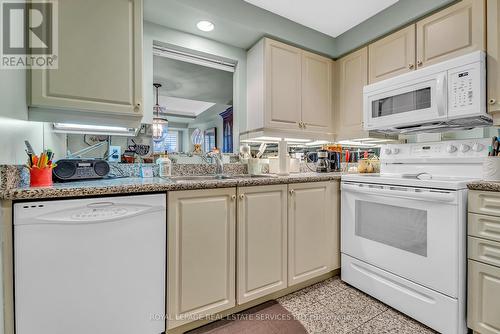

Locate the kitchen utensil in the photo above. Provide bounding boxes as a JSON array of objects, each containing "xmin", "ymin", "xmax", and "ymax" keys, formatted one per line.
[
  {"xmin": 24, "ymin": 140, "xmax": 35, "ymax": 155},
  {"xmin": 239, "ymin": 144, "xmax": 251, "ymax": 163},
  {"xmin": 256, "ymin": 143, "xmax": 267, "ymax": 158}
]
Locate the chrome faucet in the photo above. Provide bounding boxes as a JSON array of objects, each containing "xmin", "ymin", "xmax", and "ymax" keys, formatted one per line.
[{"xmin": 207, "ymin": 152, "xmax": 224, "ymax": 176}]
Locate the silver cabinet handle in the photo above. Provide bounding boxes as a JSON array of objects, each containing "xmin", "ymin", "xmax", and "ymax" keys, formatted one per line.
[
  {"xmin": 408, "ymin": 63, "xmax": 414, "ymax": 69},
  {"xmin": 417, "ymin": 60, "xmax": 423, "ymax": 67},
  {"xmin": 231, "ymin": 195, "xmax": 236, "ymax": 201},
  {"xmin": 239, "ymin": 194, "xmax": 245, "ymax": 200},
  {"xmin": 289, "ymin": 189, "xmax": 295, "ymax": 195},
  {"xmin": 489, "ymin": 98, "xmax": 497, "ymax": 105}
]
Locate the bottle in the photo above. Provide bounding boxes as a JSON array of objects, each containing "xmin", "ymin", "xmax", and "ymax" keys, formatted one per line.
[{"xmin": 156, "ymin": 152, "xmax": 172, "ymax": 177}]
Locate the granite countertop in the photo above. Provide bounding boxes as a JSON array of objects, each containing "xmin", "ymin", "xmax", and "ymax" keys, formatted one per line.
[
  {"xmin": 467, "ymin": 180, "xmax": 500, "ymax": 192},
  {"xmin": 0, "ymin": 173, "xmax": 342, "ymax": 201}
]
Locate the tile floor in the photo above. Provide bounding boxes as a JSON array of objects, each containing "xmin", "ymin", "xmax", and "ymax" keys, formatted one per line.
[{"xmin": 277, "ymin": 276, "xmax": 437, "ymax": 334}]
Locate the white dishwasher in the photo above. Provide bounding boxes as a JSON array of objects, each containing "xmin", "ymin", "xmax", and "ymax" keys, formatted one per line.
[{"xmin": 13, "ymin": 194, "xmax": 166, "ymax": 334}]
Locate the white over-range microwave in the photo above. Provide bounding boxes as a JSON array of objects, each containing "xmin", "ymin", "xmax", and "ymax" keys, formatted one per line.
[{"xmin": 363, "ymin": 51, "xmax": 491, "ymax": 134}]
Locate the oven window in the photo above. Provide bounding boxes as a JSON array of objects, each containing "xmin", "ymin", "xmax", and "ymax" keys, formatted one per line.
[
  {"xmin": 355, "ymin": 200, "xmax": 427, "ymax": 257},
  {"xmin": 372, "ymin": 87, "xmax": 431, "ymax": 118}
]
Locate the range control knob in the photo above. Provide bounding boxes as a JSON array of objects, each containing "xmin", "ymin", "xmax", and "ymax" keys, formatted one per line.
[
  {"xmin": 391, "ymin": 148, "xmax": 400, "ymax": 155},
  {"xmin": 446, "ymin": 145, "xmax": 457, "ymax": 153},
  {"xmin": 460, "ymin": 144, "xmax": 471, "ymax": 153},
  {"xmin": 383, "ymin": 148, "xmax": 392, "ymax": 155},
  {"xmin": 472, "ymin": 143, "xmax": 484, "ymax": 152}
]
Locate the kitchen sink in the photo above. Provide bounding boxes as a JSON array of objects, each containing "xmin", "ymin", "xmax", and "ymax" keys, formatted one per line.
[{"xmin": 169, "ymin": 174, "xmax": 276, "ymax": 182}]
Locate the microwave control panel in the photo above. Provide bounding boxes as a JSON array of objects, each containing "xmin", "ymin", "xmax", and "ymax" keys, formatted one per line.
[
  {"xmin": 447, "ymin": 60, "xmax": 484, "ymax": 117},
  {"xmin": 450, "ymin": 71, "xmax": 473, "ymax": 108}
]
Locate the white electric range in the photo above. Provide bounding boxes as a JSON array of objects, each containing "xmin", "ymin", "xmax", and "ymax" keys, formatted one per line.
[{"xmin": 341, "ymin": 138, "xmax": 490, "ymax": 334}]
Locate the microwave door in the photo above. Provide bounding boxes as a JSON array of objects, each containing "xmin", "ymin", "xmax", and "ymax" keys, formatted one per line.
[{"xmin": 365, "ymin": 73, "xmax": 447, "ymax": 130}]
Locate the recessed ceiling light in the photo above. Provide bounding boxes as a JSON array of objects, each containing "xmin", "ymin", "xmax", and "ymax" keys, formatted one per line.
[{"xmin": 196, "ymin": 20, "xmax": 214, "ymax": 32}]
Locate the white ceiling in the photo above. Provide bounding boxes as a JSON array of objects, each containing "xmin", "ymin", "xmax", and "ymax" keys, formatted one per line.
[
  {"xmin": 159, "ymin": 96, "xmax": 215, "ymax": 118},
  {"xmin": 243, "ymin": 0, "xmax": 399, "ymax": 37},
  {"xmin": 153, "ymin": 55, "xmax": 233, "ymax": 105}
]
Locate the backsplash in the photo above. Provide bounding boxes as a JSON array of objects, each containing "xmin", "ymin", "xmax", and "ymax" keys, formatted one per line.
[{"xmin": 0, "ymin": 162, "xmax": 248, "ymax": 191}]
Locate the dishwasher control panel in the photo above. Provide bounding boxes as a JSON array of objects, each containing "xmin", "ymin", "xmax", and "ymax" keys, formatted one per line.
[
  {"xmin": 14, "ymin": 194, "xmax": 165, "ymax": 225},
  {"xmin": 71, "ymin": 207, "xmax": 129, "ymax": 220}
]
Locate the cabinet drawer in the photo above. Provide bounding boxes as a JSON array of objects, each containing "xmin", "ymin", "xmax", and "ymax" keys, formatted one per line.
[
  {"xmin": 468, "ymin": 260, "xmax": 500, "ymax": 334},
  {"xmin": 469, "ymin": 213, "xmax": 500, "ymax": 242},
  {"xmin": 469, "ymin": 236, "xmax": 500, "ymax": 267},
  {"xmin": 469, "ymin": 191, "xmax": 500, "ymax": 216}
]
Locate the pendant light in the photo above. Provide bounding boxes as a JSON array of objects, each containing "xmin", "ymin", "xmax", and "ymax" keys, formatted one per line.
[{"xmin": 152, "ymin": 83, "xmax": 169, "ymax": 140}]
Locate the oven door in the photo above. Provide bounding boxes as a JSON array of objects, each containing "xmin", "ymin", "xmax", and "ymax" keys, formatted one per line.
[
  {"xmin": 364, "ymin": 71, "xmax": 447, "ymax": 130},
  {"xmin": 341, "ymin": 182, "xmax": 461, "ymax": 297}
]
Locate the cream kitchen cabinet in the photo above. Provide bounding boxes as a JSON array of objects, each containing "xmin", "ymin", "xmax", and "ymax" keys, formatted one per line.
[
  {"xmin": 487, "ymin": 0, "xmax": 500, "ymax": 124},
  {"xmin": 368, "ymin": 25, "xmax": 416, "ymax": 83},
  {"xmin": 301, "ymin": 51, "xmax": 333, "ymax": 133},
  {"xmin": 468, "ymin": 260, "xmax": 500, "ymax": 334},
  {"xmin": 236, "ymin": 185, "xmax": 288, "ymax": 304},
  {"xmin": 468, "ymin": 190, "xmax": 500, "ymax": 334},
  {"xmin": 29, "ymin": 0, "xmax": 144, "ymax": 128},
  {"xmin": 288, "ymin": 181, "xmax": 339, "ymax": 286},
  {"xmin": 416, "ymin": 0, "xmax": 485, "ymax": 69},
  {"xmin": 367, "ymin": 0, "xmax": 485, "ymax": 84},
  {"xmin": 336, "ymin": 47, "xmax": 368, "ymax": 140},
  {"xmin": 167, "ymin": 188, "xmax": 236, "ymax": 329},
  {"xmin": 246, "ymin": 38, "xmax": 333, "ymax": 139}
]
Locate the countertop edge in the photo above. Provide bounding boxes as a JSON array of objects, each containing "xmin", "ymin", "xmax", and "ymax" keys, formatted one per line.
[
  {"xmin": 467, "ymin": 181, "xmax": 500, "ymax": 192},
  {"xmin": 0, "ymin": 174, "xmax": 342, "ymax": 201}
]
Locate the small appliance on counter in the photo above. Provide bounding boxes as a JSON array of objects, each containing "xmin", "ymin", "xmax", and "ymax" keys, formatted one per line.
[
  {"xmin": 53, "ymin": 159, "xmax": 110, "ymax": 182},
  {"xmin": 315, "ymin": 150, "xmax": 330, "ymax": 173}
]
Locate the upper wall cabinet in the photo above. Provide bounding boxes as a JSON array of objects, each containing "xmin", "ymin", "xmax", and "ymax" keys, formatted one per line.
[
  {"xmin": 367, "ymin": 0, "xmax": 485, "ymax": 84},
  {"xmin": 263, "ymin": 39, "xmax": 303, "ymax": 131},
  {"xmin": 336, "ymin": 47, "xmax": 368, "ymax": 140},
  {"xmin": 246, "ymin": 38, "xmax": 333, "ymax": 139},
  {"xmin": 29, "ymin": 0, "xmax": 144, "ymax": 128},
  {"xmin": 368, "ymin": 25, "xmax": 415, "ymax": 84},
  {"xmin": 301, "ymin": 51, "xmax": 333, "ymax": 133},
  {"xmin": 416, "ymin": 0, "xmax": 485, "ymax": 68},
  {"xmin": 487, "ymin": 0, "xmax": 500, "ymax": 123}
]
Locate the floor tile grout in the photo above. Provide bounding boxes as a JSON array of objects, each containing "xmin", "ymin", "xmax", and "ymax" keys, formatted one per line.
[{"xmin": 346, "ymin": 308, "xmax": 390, "ymax": 333}]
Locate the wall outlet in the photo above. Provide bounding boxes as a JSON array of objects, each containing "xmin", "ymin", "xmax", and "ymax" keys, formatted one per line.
[{"xmin": 108, "ymin": 146, "xmax": 121, "ymax": 162}]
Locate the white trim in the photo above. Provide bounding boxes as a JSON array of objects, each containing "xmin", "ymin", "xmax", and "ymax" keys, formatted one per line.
[{"xmin": 153, "ymin": 45, "xmax": 236, "ymax": 72}]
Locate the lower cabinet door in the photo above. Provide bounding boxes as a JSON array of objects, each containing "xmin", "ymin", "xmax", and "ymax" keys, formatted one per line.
[
  {"xmin": 468, "ymin": 259, "xmax": 500, "ymax": 334},
  {"xmin": 237, "ymin": 185, "xmax": 288, "ymax": 304},
  {"xmin": 167, "ymin": 188, "xmax": 236, "ymax": 329},
  {"xmin": 288, "ymin": 182, "xmax": 335, "ymax": 286}
]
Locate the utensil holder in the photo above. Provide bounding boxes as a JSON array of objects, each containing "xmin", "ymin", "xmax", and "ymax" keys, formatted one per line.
[
  {"xmin": 30, "ymin": 167, "xmax": 53, "ymax": 187},
  {"xmin": 483, "ymin": 156, "xmax": 500, "ymax": 181},
  {"xmin": 248, "ymin": 158, "xmax": 262, "ymax": 175}
]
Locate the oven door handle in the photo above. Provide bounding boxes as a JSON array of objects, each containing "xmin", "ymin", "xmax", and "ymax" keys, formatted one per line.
[{"xmin": 342, "ymin": 183, "xmax": 456, "ymax": 203}]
